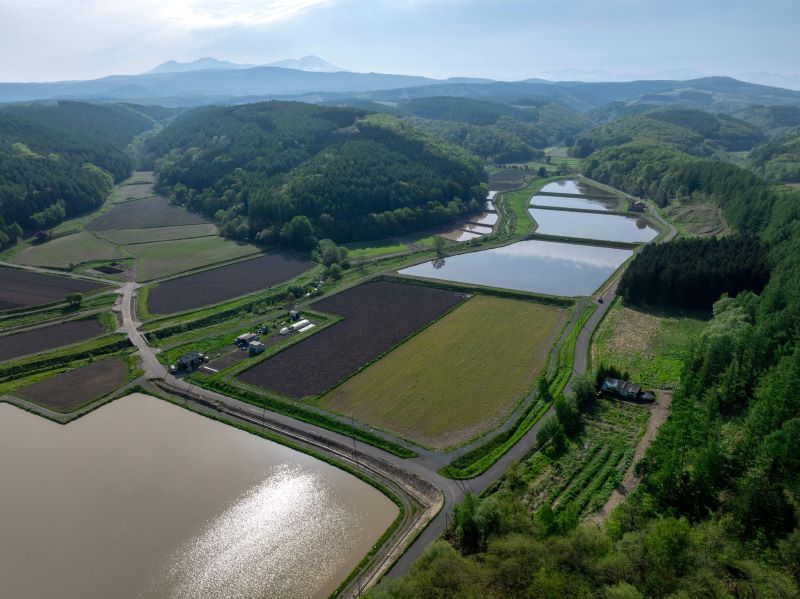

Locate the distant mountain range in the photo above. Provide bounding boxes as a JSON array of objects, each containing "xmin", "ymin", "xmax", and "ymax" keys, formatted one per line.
[
  {"xmin": 1, "ymin": 58, "xmax": 800, "ymax": 111},
  {"xmin": 147, "ymin": 55, "xmax": 344, "ymax": 75}
]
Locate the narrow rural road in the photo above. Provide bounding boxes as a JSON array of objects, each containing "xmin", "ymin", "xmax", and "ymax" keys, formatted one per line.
[{"xmin": 111, "ymin": 190, "xmax": 677, "ymax": 590}]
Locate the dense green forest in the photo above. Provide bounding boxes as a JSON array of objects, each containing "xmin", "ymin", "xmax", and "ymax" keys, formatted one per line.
[
  {"xmin": 733, "ymin": 105, "xmax": 800, "ymax": 134},
  {"xmin": 404, "ymin": 116, "xmax": 543, "ymax": 163},
  {"xmin": 570, "ymin": 108, "xmax": 763, "ymax": 158},
  {"xmin": 373, "ymin": 143, "xmax": 800, "ymax": 597},
  {"xmin": 0, "ymin": 102, "xmax": 166, "ymax": 247},
  {"xmin": 396, "ymin": 96, "xmax": 591, "ymax": 145},
  {"xmin": 618, "ymin": 237, "xmax": 770, "ymax": 309},
  {"xmin": 748, "ymin": 130, "xmax": 800, "ymax": 182},
  {"xmin": 148, "ymin": 101, "xmax": 486, "ymax": 247}
]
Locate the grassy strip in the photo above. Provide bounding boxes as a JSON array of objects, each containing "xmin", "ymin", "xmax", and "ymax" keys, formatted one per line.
[
  {"xmin": 549, "ymin": 304, "xmax": 596, "ymax": 396},
  {"xmin": 498, "ymin": 177, "xmax": 562, "ymax": 237},
  {"xmin": 441, "ymin": 303, "xmax": 597, "ymax": 479},
  {"xmin": 0, "ymin": 334, "xmax": 131, "ymax": 380},
  {"xmin": 0, "ymin": 293, "xmax": 117, "ymax": 330},
  {"xmin": 198, "ymin": 378, "xmax": 416, "ymax": 458},
  {"xmin": 378, "ymin": 273, "xmax": 573, "ymax": 308}
]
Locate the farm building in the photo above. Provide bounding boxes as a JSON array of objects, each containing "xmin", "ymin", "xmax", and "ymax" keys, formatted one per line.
[
  {"xmin": 248, "ymin": 340, "xmax": 265, "ymax": 356},
  {"xmin": 602, "ymin": 377, "xmax": 642, "ymax": 400},
  {"xmin": 289, "ymin": 310, "xmax": 300, "ymax": 321},
  {"xmin": 289, "ymin": 319, "xmax": 310, "ymax": 331},
  {"xmin": 235, "ymin": 332, "xmax": 259, "ymax": 346},
  {"xmin": 629, "ymin": 200, "xmax": 647, "ymax": 213},
  {"xmin": 172, "ymin": 351, "xmax": 206, "ymax": 372}
]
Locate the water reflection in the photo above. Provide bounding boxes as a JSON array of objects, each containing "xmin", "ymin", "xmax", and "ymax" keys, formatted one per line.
[
  {"xmin": 399, "ymin": 239, "xmax": 632, "ymax": 296},
  {"xmin": 540, "ymin": 179, "xmax": 613, "ymax": 197},
  {"xmin": 158, "ymin": 465, "xmax": 358, "ymax": 599},
  {"xmin": 530, "ymin": 208, "xmax": 658, "ymax": 243},
  {"xmin": 530, "ymin": 194, "xmax": 618, "ymax": 212},
  {"xmin": 0, "ymin": 395, "xmax": 397, "ymax": 599}
]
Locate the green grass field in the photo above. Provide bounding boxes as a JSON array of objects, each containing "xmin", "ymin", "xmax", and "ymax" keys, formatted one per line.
[
  {"xmin": 97, "ymin": 223, "xmax": 218, "ymax": 245},
  {"xmin": 11, "ymin": 232, "xmax": 128, "ymax": 268},
  {"xmin": 129, "ymin": 236, "xmax": 261, "ymax": 282},
  {"xmin": 592, "ymin": 299, "xmax": 708, "ymax": 389},
  {"xmin": 522, "ymin": 398, "xmax": 649, "ymax": 519},
  {"xmin": 320, "ymin": 295, "xmax": 567, "ymax": 449}
]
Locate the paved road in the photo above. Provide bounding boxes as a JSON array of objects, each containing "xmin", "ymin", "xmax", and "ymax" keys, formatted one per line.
[{"xmin": 113, "ymin": 191, "xmax": 678, "ymax": 588}]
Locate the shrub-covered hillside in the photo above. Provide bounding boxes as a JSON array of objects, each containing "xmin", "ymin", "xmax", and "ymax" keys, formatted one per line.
[
  {"xmin": 570, "ymin": 108, "xmax": 763, "ymax": 158},
  {"xmin": 148, "ymin": 101, "xmax": 487, "ymax": 246},
  {"xmin": 749, "ymin": 130, "xmax": 800, "ymax": 183},
  {"xmin": 0, "ymin": 101, "xmax": 166, "ymax": 248}
]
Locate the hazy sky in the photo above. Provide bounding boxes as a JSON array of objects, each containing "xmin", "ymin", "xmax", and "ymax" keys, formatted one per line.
[{"xmin": 0, "ymin": 0, "xmax": 797, "ymax": 82}]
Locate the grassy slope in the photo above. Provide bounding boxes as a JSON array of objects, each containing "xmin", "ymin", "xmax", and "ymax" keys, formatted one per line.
[
  {"xmin": 129, "ymin": 236, "xmax": 261, "ymax": 282},
  {"xmin": 592, "ymin": 299, "xmax": 708, "ymax": 389},
  {"xmin": 11, "ymin": 232, "xmax": 128, "ymax": 268},
  {"xmin": 320, "ymin": 296, "xmax": 566, "ymax": 449}
]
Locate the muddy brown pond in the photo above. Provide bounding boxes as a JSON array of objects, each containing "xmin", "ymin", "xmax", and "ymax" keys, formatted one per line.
[{"xmin": 0, "ymin": 394, "xmax": 398, "ymax": 599}]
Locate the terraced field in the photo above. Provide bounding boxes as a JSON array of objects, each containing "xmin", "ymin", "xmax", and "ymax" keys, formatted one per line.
[
  {"xmin": 11, "ymin": 232, "xmax": 127, "ymax": 269},
  {"xmin": 238, "ymin": 280, "xmax": 465, "ymax": 398},
  {"xmin": 320, "ymin": 296, "xmax": 566, "ymax": 449},
  {"xmin": 146, "ymin": 252, "xmax": 313, "ymax": 314},
  {"xmin": 86, "ymin": 196, "xmax": 207, "ymax": 231},
  {"xmin": 0, "ymin": 268, "xmax": 105, "ymax": 310},
  {"xmin": 0, "ymin": 318, "xmax": 107, "ymax": 362},
  {"xmin": 524, "ymin": 399, "xmax": 650, "ymax": 519}
]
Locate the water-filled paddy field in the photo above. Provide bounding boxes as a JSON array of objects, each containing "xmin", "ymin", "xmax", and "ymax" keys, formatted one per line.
[
  {"xmin": 530, "ymin": 208, "xmax": 658, "ymax": 243},
  {"xmin": 0, "ymin": 394, "xmax": 397, "ymax": 599},
  {"xmin": 399, "ymin": 239, "xmax": 632, "ymax": 297},
  {"xmin": 530, "ymin": 194, "xmax": 619, "ymax": 212}
]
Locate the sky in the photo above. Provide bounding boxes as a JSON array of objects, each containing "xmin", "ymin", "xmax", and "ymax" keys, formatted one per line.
[{"xmin": 0, "ymin": 0, "xmax": 798, "ymax": 83}]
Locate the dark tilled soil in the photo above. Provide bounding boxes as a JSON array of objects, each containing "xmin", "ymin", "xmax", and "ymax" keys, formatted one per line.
[
  {"xmin": 0, "ymin": 319, "xmax": 106, "ymax": 362},
  {"xmin": 0, "ymin": 268, "xmax": 105, "ymax": 310},
  {"xmin": 237, "ymin": 280, "xmax": 465, "ymax": 398},
  {"xmin": 86, "ymin": 196, "xmax": 208, "ymax": 231},
  {"xmin": 147, "ymin": 253, "xmax": 313, "ymax": 315},
  {"xmin": 489, "ymin": 169, "xmax": 530, "ymax": 191},
  {"xmin": 17, "ymin": 357, "xmax": 128, "ymax": 413}
]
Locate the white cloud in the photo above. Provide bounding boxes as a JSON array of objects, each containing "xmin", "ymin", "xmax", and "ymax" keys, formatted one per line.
[{"xmin": 154, "ymin": 0, "xmax": 334, "ymax": 30}]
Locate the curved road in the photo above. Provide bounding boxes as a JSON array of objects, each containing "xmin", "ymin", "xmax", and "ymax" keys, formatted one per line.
[{"xmin": 113, "ymin": 193, "xmax": 678, "ymax": 591}]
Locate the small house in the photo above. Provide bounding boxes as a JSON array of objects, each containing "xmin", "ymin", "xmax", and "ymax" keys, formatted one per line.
[
  {"xmin": 289, "ymin": 310, "xmax": 300, "ymax": 321},
  {"xmin": 248, "ymin": 340, "xmax": 265, "ymax": 356},
  {"xmin": 602, "ymin": 377, "xmax": 642, "ymax": 400},
  {"xmin": 629, "ymin": 200, "xmax": 647, "ymax": 213},
  {"xmin": 235, "ymin": 332, "xmax": 259, "ymax": 347},
  {"xmin": 173, "ymin": 351, "xmax": 206, "ymax": 372}
]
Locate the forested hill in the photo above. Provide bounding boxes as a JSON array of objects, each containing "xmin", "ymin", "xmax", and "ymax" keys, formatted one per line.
[
  {"xmin": 148, "ymin": 101, "xmax": 486, "ymax": 247},
  {"xmin": 748, "ymin": 130, "xmax": 800, "ymax": 183},
  {"xmin": 569, "ymin": 108, "xmax": 763, "ymax": 157},
  {"xmin": 0, "ymin": 102, "xmax": 168, "ymax": 248},
  {"xmin": 374, "ymin": 144, "xmax": 800, "ymax": 596}
]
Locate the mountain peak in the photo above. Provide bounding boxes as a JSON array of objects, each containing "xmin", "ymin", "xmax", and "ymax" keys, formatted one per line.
[
  {"xmin": 148, "ymin": 57, "xmax": 254, "ymax": 74},
  {"xmin": 265, "ymin": 55, "xmax": 345, "ymax": 73}
]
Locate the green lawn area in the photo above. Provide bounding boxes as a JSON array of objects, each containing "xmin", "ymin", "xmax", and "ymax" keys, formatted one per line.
[
  {"xmin": 592, "ymin": 299, "xmax": 708, "ymax": 389},
  {"xmin": 345, "ymin": 234, "xmax": 438, "ymax": 261},
  {"xmin": 129, "ymin": 236, "xmax": 261, "ymax": 282},
  {"xmin": 97, "ymin": 223, "xmax": 218, "ymax": 245},
  {"xmin": 320, "ymin": 295, "xmax": 567, "ymax": 449},
  {"xmin": 11, "ymin": 232, "xmax": 128, "ymax": 268}
]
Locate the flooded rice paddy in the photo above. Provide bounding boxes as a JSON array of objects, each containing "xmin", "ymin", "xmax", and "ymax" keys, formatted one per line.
[
  {"xmin": 0, "ymin": 394, "xmax": 397, "ymax": 599},
  {"xmin": 540, "ymin": 179, "xmax": 614, "ymax": 197},
  {"xmin": 399, "ymin": 239, "xmax": 632, "ymax": 296},
  {"xmin": 530, "ymin": 208, "xmax": 658, "ymax": 243},
  {"xmin": 530, "ymin": 194, "xmax": 619, "ymax": 212}
]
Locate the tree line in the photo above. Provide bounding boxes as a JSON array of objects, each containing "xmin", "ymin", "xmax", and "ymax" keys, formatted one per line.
[{"xmin": 149, "ymin": 102, "xmax": 487, "ymax": 249}]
